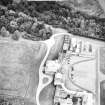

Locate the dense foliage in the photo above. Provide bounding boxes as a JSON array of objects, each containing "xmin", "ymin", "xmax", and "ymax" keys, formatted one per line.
[
  {"xmin": 0, "ymin": 5, "xmax": 52, "ymax": 41},
  {"xmin": 0, "ymin": 0, "xmax": 12, "ymax": 6},
  {"xmin": 0, "ymin": 1, "xmax": 105, "ymax": 41}
]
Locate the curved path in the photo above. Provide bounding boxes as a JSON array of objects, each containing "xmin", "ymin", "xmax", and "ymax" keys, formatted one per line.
[{"xmin": 36, "ymin": 37, "xmax": 55, "ymax": 105}]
